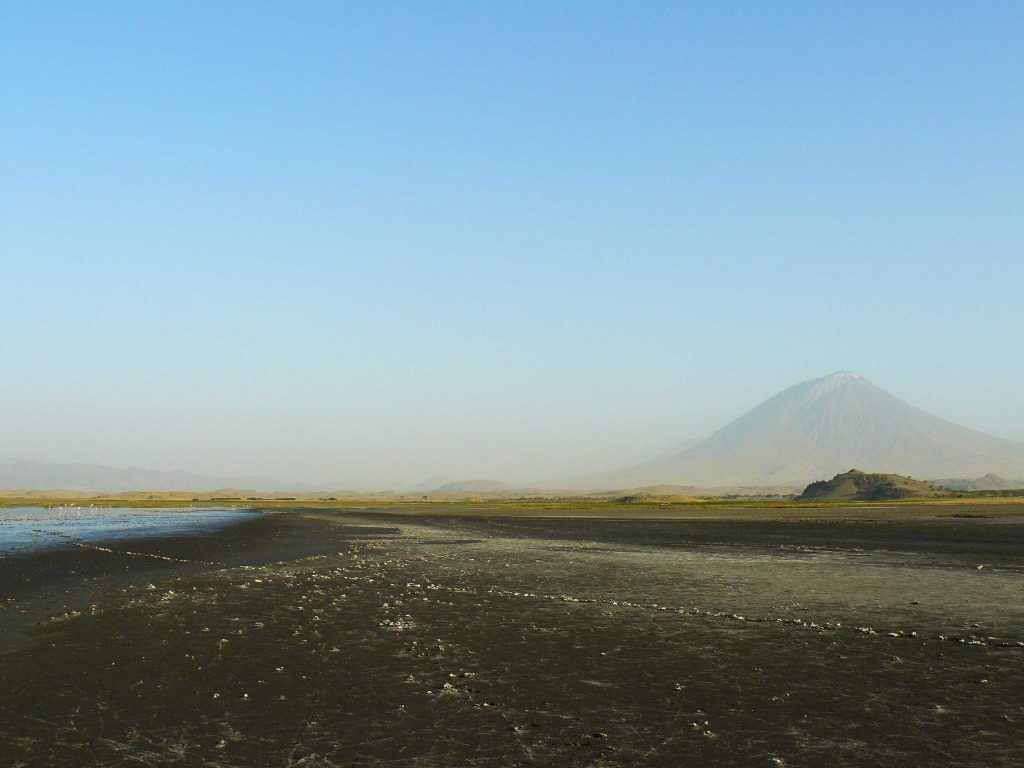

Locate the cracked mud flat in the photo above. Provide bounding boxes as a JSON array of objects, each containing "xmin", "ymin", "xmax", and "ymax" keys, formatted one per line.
[{"xmin": 1, "ymin": 509, "xmax": 1023, "ymax": 766}]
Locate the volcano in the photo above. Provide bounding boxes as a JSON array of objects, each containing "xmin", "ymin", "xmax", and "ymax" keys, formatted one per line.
[{"xmin": 587, "ymin": 371, "xmax": 1024, "ymax": 489}]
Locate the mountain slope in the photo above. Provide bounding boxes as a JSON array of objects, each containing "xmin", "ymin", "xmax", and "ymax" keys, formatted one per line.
[
  {"xmin": 581, "ymin": 372, "xmax": 1024, "ymax": 488},
  {"xmin": 432, "ymin": 479, "xmax": 512, "ymax": 495},
  {"xmin": 414, "ymin": 475, "xmax": 455, "ymax": 491}
]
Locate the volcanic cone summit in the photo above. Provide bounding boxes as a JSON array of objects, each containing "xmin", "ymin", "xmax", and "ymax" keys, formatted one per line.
[{"xmin": 586, "ymin": 372, "xmax": 1024, "ymax": 488}]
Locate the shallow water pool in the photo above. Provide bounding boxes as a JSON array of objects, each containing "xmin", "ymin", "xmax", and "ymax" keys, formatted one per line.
[{"xmin": 0, "ymin": 506, "xmax": 257, "ymax": 557}]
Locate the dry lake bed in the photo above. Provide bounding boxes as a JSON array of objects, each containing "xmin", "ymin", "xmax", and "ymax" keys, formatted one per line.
[{"xmin": 1, "ymin": 505, "xmax": 1022, "ymax": 766}]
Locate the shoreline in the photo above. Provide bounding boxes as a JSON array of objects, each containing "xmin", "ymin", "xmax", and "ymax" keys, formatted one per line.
[
  {"xmin": 0, "ymin": 511, "xmax": 399, "ymax": 653},
  {"xmin": 6, "ymin": 505, "xmax": 1024, "ymax": 646},
  {"xmin": 5, "ymin": 493, "xmax": 1024, "ymax": 513},
  {"xmin": 2, "ymin": 508, "xmax": 1023, "ymax": 765}
]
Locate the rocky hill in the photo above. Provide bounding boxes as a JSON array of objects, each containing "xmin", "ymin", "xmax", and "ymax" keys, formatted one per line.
[{"xmin": 797, "ymin": 469, "xmax": 942, "ymax": 501}]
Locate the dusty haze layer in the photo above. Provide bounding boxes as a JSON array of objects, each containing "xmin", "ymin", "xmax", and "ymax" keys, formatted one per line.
[{"xmin": 5, "ymin": 372, "xmax": 1024, "ymax": 493}]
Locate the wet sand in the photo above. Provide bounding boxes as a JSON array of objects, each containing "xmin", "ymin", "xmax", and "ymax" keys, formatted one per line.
[{"xmin": 1, "ymin": 506, "xmax": 1022, "ymax": 766}]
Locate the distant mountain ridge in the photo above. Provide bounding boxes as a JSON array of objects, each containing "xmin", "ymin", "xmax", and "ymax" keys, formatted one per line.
[
  {"xmin": 0, "ymin": 459, "xmax": 276, "ymax": 493},
  {"xmin": 432, "ymin": 479, "xmax": 512, "ymax": 495},
  {"xmin": 575, "ymin": 371, "xmax": 1024, "ymax": 489},
  {"xmin": 932, "ymin": 473, "xmax": 1020, "ymax": 491}
]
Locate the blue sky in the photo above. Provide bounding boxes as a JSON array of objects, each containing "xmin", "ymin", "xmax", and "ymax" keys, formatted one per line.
[{"xmin": 2, "ymin": 2, "xmax": 1022, "ymax": 486}]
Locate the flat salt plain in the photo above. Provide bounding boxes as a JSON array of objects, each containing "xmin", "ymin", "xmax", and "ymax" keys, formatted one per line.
[{"xmin": 1, "ymin": 504, "xmax": 1022, "ymax": 766}]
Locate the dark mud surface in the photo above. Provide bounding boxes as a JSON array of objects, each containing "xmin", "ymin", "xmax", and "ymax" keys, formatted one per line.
[{"xmin": 1, "ymin": 508, "xmax": 1023, "ymax": 766}]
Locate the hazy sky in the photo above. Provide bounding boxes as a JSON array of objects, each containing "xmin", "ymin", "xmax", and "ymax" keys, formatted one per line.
[{"xmin": 2, "ymin": 2, "xmax": 1022, "ymax": 487}]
